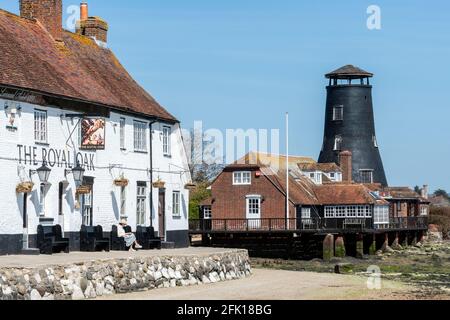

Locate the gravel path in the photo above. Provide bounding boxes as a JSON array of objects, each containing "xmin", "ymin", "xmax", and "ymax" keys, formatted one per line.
[{"xmin": 97, "ymin": 268, "xmax": 413, "ymax": 300}]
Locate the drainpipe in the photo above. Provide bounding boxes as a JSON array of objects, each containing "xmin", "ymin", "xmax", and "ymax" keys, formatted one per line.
[{"xmin": 149, "ymin": 120, "xmax": 157, "ymax": 227}]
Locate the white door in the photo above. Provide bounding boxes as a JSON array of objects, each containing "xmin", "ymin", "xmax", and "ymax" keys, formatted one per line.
[{"xmin": 246, "ymin": 196, "xmax": 261, "ymax": 229}]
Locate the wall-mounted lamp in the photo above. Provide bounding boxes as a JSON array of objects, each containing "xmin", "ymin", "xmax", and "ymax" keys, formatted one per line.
[
  {"xmin": 30, "ymin": 161, "xmax": 51, "ymax": 184},
  {"xmin": 65, "ymin": 161, "xmax": 85, "ymax": 185}
]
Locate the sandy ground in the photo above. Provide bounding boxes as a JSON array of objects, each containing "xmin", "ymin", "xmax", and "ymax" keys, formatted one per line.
[{"xmin": 97, "ymin": 268, "xmax": 413, "ymax": 300}]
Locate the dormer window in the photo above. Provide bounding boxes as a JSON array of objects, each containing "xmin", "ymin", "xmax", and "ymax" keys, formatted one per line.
[
  {"xmin": 233, "ymin": 171, "xmax": 251, "ymax": 185},
  {"xmin": 332, "ymin": 105, "xmax": 344, "ymax": 121}
]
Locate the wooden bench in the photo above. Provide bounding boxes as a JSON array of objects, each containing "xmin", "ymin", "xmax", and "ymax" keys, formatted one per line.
[
  {"xmin": 136, "ymin": 226, "xmax": 162, "ymax": 250},
  {"xmin": 343, "ymin": 218, "xmax": 365, "ymax": 230},
  {"xmin": 37, "ymin": 224, "xmax": 70, "ymax": 255},
  {"xmin": 80, "ymin": 225, "xmax": 110, "ymax": 252},
  {"xmin": 111, "ymin": 225, "xmax": 132, "ymax": 251}
]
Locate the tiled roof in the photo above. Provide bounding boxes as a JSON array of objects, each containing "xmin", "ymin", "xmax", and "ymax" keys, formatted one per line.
[
  {"xmin": 225, "ymin": 152, "xmax": 388, "ymax": 206},
  {"xmin": 263, "ymin": 167, "xmax": 318, "ymax": 206},
  {"xmin": 325, "ymin": 65, "xmax": 373, "ymax": 79},
  {"xmin": 298, "ymin": 162, "xmax": 342, "ymax": 173},
  {"xmin": 380, "ymin": 187, "xmax": 421, "ymax": 199},
  {"xmin": 314, "ymin": 184, "xmax": 387, "ymax": 205},
  {"xmin": 229, "ymin": 152, "xmax": 316, "ymax": 170},
  {"xmin": 0, "ymin": 9, "xmax": 176, "ymax": 121}
]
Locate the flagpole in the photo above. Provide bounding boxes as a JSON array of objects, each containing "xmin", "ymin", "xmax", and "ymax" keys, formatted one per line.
[{"xmin": 286, "ymin": 112, "xmax": 289, "ymax": 227}]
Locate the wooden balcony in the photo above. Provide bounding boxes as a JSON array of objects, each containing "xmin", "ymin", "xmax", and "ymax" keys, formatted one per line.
[{"xmin": 189, "ymin": 217, "xmax": 429, "ymax": 234}]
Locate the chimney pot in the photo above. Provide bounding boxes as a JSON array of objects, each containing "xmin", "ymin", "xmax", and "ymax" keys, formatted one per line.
[
  {"xmin": 80, "ymin": 2, "xmax": 88, "ymax": 21},
  {"xmin": 76, "ymin": 2, "xmax": 109, "ymax": 45}
]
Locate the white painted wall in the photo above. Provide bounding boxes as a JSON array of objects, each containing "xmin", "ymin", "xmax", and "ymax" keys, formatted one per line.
[{"xmin": 0, "ymin": 98, "xmax": 191, "ymax": 239}]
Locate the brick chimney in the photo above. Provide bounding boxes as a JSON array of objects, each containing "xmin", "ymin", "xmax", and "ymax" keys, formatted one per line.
[
  {"xmin": 20, "ymin": 0, "xmax": 63, "ymax": 41},
  {"xmin": 339, "ymin": 150, "xmax": 352, "ymax": 183},
  {"xmin": 76, "ymin": 2, "xmax": 109, "ymax": 44}
]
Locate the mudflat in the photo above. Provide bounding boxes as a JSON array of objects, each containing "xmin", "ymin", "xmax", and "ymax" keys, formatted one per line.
[{"xmin": 97, "ymin": 268, "xmax": 417, "ymax": 300}]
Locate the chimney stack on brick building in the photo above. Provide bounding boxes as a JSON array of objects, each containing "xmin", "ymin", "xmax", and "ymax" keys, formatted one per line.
[
  {"xmin": 421, "ymin": 185, "xmax": 429, "ymax": 199},
  {"xmin": 76, "ymin": 2, "xmax": 109, "ymax": 44},
  {"xmin": 20, "ymin": 0, "xmax": 63, "ymax": 41},
  {"xmin": 339, "ymin": 151, "xmax": 353, "ymax": 183}
]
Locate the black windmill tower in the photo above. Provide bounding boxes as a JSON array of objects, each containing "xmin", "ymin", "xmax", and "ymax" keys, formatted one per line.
[{"xmin": 318, "ymin": 65, "xmax": 388, "ymax": 186}]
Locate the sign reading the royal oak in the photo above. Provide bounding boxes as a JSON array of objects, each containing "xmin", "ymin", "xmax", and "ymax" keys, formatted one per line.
[{"xmin": 17, "ymin": 144, "xmax": 96, "ymax": 171}]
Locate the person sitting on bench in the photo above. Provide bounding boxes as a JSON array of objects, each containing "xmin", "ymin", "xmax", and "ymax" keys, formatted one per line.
[{"xmin": 117, "ymin": 219, "xmax": 143, "ymax": 252}]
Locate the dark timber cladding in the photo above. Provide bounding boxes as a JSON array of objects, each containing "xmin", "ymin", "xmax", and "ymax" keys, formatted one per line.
[{"xmin": 318, "ymin": 65, "xmax": 388, "ymax": 186}]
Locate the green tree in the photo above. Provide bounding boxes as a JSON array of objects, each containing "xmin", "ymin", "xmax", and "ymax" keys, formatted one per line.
[
  {"xmin": 414, "ymin": 186, "xmax": 421, "ymax": 194},
  {"xmin": 434, "ymin": 189, "xmax": 449, "ymax": 199},
  {"xmin": 188, "ymin": 182, "xmax": 211, "ymax": 220}
]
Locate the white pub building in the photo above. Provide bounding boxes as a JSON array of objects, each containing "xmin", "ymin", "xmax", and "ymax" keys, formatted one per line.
[{"xmin": 0, "ymin": 1, "xmax": 191, "ymax": 254}]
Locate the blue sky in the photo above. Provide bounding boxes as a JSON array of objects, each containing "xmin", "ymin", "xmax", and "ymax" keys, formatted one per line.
[{"xmin": 1, "ymin": 0, "xmax": 449, "ymax": 192}]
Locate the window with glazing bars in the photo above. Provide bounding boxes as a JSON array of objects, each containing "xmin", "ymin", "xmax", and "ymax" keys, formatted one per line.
[
  {"xmin": 333, "ymin": 106, "xmax": 344, "ymax": 121},
  {"xmin": 172, "ymin": 191, "xmax": 181, "ymax": 216},
  {"xmin": 163, "ymin": 126, "xmax": 171, "ymax": 156},
  {"xmin": 34, "ymin": 110, "xmax": 47, "ymax": 143},
  {"xmin": 120, "ymin": 118, "xmax": 126, "ymax": 149},
  {"xmin": 136, "ymin": 182, "xmax": 147, "ymax": 225},
  {"xmin": 247, "ymin": 197, "xmax": 261, "ymax": 215},
  {"xmin": 360, "ymin": 170, "xmax": 373, "ymax": 184},
  {"xmin": 133, "ymin": 121, "xmax": 147, "ymax": 152}
]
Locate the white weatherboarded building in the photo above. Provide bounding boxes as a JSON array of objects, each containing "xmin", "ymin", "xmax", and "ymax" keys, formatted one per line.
[{"xmin": 0, "ymin": 1, "xmax": 191, "ymax": 254}]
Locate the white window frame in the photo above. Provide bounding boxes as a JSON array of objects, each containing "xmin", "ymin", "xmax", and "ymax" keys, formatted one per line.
[
  {"xmin": 420, "ymin": 206, "xmax": 428, "ymax": 216},
  {"xmin": 172, "ymin": 191, "xmax": 181, "ymax": 217},
  {"xmin": 325, "ymin": 205, "xmax": 373, "ymax": 219},
  {"xmin": 136, "ymin": 182, "xmax": 147, "ymax": 225},
  {"xmin": 374, "ymin": 206, "xmax": 390, "ymax": 225},
  {"xmin": 334, "ymin": 135, "xmax": 342, "ymax": 151},
  {"xmin": 81, "ymin": 192, "xmax": 93, "ymax": 226},
  {"xmin": 360, "ymin": 170, "xmax": 374, "ymax": 184},
  {"xmin": 233, "ymin": 171, "xmax": 252, "ymax": 185},
  {"xmin": 333, "ymin": 105, "xmax": 344, "ymax": 121},
  {"xmin": 246, "ymin": 196, "xmax": 261, "ymax": 216},
  {"xmin": 203, "ymin": 206, "xmax": 212, "ymax": 219},
  {"xmin": 163, "ymin": 126, "xmax": 171, "ymax": 156},
  {"xmin": 120, "ymin": 117, "xmax": 126, "ymax": 150},
  {"xmin": 133, "ymin": 121, "xmax": 147, "ymax": 152},
  {"xmin": 34, "ymin": 109, "xmax": 48, "ymax": 143},
  {"xmin": 301, "ymin": 207, "xmax": 311, "ymax": 219}
]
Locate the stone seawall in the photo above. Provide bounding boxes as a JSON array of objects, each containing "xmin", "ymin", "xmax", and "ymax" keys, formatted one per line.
[{"xmin": 0, "ymin": 249, "xmax": 251, "ymax": 300}]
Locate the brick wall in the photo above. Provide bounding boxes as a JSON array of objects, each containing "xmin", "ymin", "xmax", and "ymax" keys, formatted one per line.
[
  {"xmin": 211, "ymin": 169, "xmax": 296, "ymax": 220},
  {"xmin": 20, "ymin": 0, "xmax": 62, "ymax": 41},
  {"xmin": 78, "ymin": 17, "xmax": 109, "ymax": 43}
]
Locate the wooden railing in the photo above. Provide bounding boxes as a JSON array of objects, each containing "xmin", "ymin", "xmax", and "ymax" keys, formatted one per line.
[
  {"xmin": 374, "ymin": 217, "xmax": 429, "ymax": 230},
  {"xmin": 189, "ymin": 216, "xmax": 429, "ymax": 233}
]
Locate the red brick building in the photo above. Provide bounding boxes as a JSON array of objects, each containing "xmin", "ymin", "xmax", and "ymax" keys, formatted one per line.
[{"xmin": 198, "ymin": 152, "xmax": 429, "ymax": 232}]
